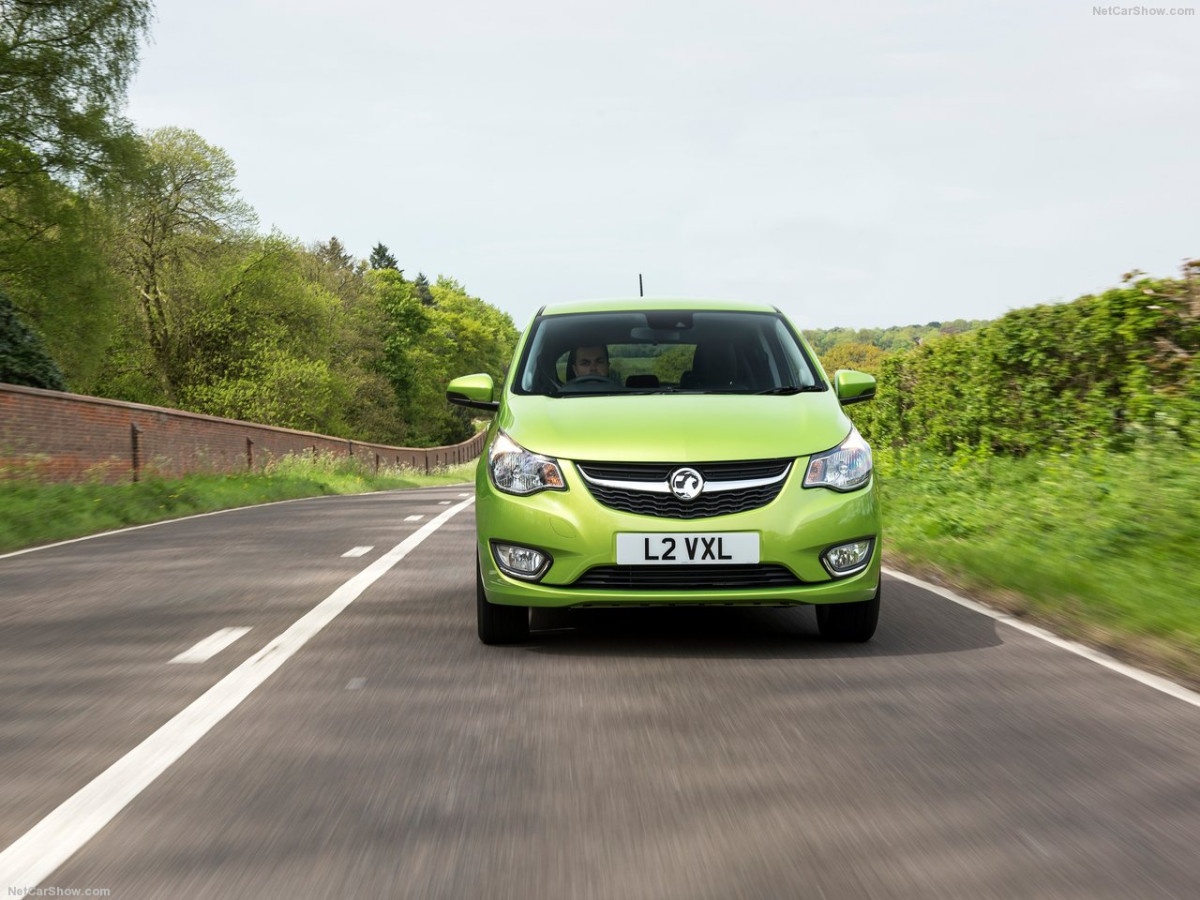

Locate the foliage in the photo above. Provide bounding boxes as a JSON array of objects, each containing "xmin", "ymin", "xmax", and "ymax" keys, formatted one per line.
[
  {"xmin": 858, "ymin": 264, "xmax": 1200, "ymax": 454},
  {"xmin": 817, "ymin": 341, "xmax": 885, "ymax": 376},
  {"xmin": 0, "ymin": 0, "xmax": 151, "ymax": 187},
  {"xmin": 804, "ymin": 319, "xmax": 985, "ymax": 357},
  {"xmin": 0, "ymin": 1, "xmax": 151, "ymax": 387},
  {"xmin": 0, "ymin": 165, "xmax": 124, "ymax": 386},
  {"xmin": 0, "ymin": 290, "xmax": 66, "ymax": 389},
  {"xmin": 878, "ymin": 445, "xmax": 1200, "ymax": 682},
  {"xmin": 109, "ymin": 126, "xmax": 256, "ymax": 401},
  {"xmin": 395, "ymin": 276, "xmax": 518, "ymax": 444},
  {"xmin": 369, "ymin": 242, "xmax": 399, "ymax": 270},
  {"xmin": 412, "ymin": 271, "xmax": 434, "ymax": 307}
]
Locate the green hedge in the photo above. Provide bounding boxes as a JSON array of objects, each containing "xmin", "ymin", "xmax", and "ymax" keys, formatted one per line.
[{"xmin": 851, "ymin": 265, "xmax": 1200, "ymax": 455}]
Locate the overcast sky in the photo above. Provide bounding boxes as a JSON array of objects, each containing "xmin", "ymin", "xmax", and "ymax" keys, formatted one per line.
[{"xmin": 125, "ymin": 0, "xmax": 1199, "ymax": 330}]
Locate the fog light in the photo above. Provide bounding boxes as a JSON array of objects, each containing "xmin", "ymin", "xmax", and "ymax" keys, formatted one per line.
[
  {"xmin": 491, "ymin": 542, "xmax": 551, "ymax": 581},
  {"xmin": 821, "ymin": 539, "xmax": 874, "ymax": 578}
]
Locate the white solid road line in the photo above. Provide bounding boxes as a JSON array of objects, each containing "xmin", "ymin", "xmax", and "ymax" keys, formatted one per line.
[
  {"xmin": 0, "ymin": 497, "xmax": 475, "ymax": 894},
  {"xmin": 341, "ymin": 546, "xmax": 374, "ymax": 558},
  {"xmin": 884, "ymin": 567, "xmax": 1200, "ymax": 709},
  {"xmin": 168, "ymin": 628, "xmax": 252, "ymax": 665}
]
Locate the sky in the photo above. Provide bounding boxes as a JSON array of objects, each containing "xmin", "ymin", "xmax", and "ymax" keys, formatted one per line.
[{"xmin": 124, "ymin": 0, "xmax": 1200, "ymax": 331}]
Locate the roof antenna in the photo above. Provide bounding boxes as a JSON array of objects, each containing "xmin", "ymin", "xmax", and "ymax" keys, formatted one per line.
[{"xmin": 639, "ymin": 273, "xmax": 644, "ymax": 297}]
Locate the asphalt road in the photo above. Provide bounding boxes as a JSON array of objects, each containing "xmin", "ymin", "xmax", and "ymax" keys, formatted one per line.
[{"xmin": 1, "ymin": 486, "xmax": 1197, "ymax": 900}]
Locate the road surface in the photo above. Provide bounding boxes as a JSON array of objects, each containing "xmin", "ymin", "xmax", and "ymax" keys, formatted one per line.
[{"xmin": 1, "ymin": 486, "xmax": 1197, "ymax": 899}]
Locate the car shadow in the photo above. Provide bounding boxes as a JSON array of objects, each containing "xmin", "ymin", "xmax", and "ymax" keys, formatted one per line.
[{"xmin": 521, "ymin": 576, "xmax": 1003, "ymax": 660}]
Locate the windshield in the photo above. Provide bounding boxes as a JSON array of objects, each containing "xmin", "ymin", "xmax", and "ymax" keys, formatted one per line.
[{"xmin": 513, "ymin": 310, "xmax": 824, "ymax": 397}]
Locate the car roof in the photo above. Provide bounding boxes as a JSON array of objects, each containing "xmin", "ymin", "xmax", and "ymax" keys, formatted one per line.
[{"xmin": 538, "ymin": 298, "xmax": 779, "ymax": 317}]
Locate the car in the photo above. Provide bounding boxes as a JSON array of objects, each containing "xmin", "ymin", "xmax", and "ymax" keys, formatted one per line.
[{"xmin": 446, "ymin": 298, "xmax": 881, "ymax": 645}]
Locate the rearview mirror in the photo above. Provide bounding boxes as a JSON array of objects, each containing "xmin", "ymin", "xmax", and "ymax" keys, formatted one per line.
[
  {"xmin": 446, "ymin": 373, "xmax": 499, "ymax": 411},
  {"xmin": 834, "ymin": 370, "xmax": 876, "ymax": 405}
]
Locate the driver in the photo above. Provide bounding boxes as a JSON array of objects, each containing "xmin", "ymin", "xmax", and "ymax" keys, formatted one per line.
[{"xmin": 567, "ymin": 345, "xmax": 611, "ymax": 380}]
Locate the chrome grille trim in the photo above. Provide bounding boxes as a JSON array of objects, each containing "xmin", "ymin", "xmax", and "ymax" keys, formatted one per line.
[
  {"xmin": 577, "ymin": 468, "xmax": 791, "ymax": 494},
  {"xmin": 576, "ymin": 460, "xmax": 792, "ymax": 494},
  {"xmin": 573, "ymin": 459, "xmax": 793, "ymax": 519}
]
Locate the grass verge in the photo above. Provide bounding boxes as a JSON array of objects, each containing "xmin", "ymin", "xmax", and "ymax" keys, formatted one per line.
[
  {"xmin": 877, "ymin": 444, "xmax": 1200, "ymax": 688},
  {"xmin": 0, "ymin": 453, "xmax": 476, "ymax": 555}
]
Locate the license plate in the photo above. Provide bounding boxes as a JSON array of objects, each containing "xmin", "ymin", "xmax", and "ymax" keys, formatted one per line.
[{"xmin": 615, "ymin": 532, "xmax": 760, "ymax": 565}]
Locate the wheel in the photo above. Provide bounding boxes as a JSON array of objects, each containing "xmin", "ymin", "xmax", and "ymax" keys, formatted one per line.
[
  {"xmin": 476, "ymin": 558, "xmax": 529, "ymax": 644},
  {"xmin": 815, "ymin": 586, "xmax": 880, "ymax": 642}
]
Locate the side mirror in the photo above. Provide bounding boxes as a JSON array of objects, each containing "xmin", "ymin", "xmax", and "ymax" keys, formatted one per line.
[
  {"xmin": 446, "ymin": 373, "xmax": 499, "ymax": 411},
  {"xmin": 834, "ymin": 369, "xmax": 876, "ymax": 405}
]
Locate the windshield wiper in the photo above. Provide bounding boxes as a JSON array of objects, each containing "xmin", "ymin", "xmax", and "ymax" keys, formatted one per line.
[{"xmin": 755, "ymin": 386, "xmax": 826, "ymax": 395}]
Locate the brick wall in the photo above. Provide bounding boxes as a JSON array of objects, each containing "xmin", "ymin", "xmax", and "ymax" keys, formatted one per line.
[{"xmin": 0, "ymin": 383, "xmax": 486, "ymax": 483}]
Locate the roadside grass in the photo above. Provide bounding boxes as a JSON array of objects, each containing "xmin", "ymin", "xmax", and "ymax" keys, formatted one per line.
[
  {"xmin": 878, "ymin": 444, "xmax": 1200, "ymax": 685},
  {"xmin": 0, "ymin": 453, "xmax": 476, "ymax": 554}
]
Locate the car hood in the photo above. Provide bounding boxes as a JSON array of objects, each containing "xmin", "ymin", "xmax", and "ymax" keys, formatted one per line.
[{"xmin": 497, "ymin": 393, "xmax": 852, "ymax": 462}]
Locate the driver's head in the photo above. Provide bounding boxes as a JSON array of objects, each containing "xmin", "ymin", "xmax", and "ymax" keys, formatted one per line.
[{"xmin": 568, "ymin": 345, "xmax": 609, "ymax": 379}]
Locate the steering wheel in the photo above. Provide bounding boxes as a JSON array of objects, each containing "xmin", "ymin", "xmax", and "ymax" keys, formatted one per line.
[{"xmin": 569, "ymin": 375, "xmax": 616, "ymax": 385}]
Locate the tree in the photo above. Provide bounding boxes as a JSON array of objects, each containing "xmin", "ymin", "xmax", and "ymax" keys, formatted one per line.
[
  {"xmin": 0, "ymin": 0, "xmax": 151, "ymax": 187},
  {"xmin": 310, "ymin": 236, "xmax": 362, "ymax": 297},
  {"xmin": 313, "ymin": 236, "xmax": 353, "ymax": 269},
  {"xmin": 413, "ymin": 271, "xmax": 434, "ymax": 307},
  {"xmin": 113, "ymin": 127, "xmax": 256, "ymax": 400},
  {"xmin": 369, "ymin": 242, "xmax": 399, "ymax": 271},
  {"xmin": 820, "ymin": 342, "xmax": 885, "ymax": 375},
  {"xmin": 1, "ymin": 1, "xmax": 151, "ymax": 387},
  {"xmin": 400, "ymin": 278, "xmax": 517, "ymax": 444},
  {"xmin": 0, "ymin": 165, "xmax": 125, "ymax": 389},
  {"xmin": 0, "ymin": 290, "xmax": 66, "ymax": 389}
]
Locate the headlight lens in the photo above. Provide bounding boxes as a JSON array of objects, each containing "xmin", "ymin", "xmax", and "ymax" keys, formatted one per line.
[
  {"xmin": 488, "ymin": 431, "xmax": 567, "ymax": 495},
  {"xmin": 804, "ymin": 426, "xmax": 873, "ymax": 492}
]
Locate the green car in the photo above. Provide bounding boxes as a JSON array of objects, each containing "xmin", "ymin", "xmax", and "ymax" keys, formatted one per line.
[{"xmin": 447, "ymin": 299, "xmax": 881, "ymax": 645}]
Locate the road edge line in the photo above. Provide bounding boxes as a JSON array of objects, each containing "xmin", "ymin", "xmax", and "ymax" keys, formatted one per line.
[{"xmin": 883, "ymin": 566, "xmax": 1200, "ymax": 709}]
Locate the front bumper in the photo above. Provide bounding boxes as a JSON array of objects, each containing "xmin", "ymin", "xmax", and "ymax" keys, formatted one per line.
[{"xmin": 475, "ymin": 459, "xmax": 881, "ymax": 609}]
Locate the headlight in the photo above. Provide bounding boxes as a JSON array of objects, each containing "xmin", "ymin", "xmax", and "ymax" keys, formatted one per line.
[
  {"xmin": 488, "ymin": 431, "xmax": 567, "ymax": 496},
  {"xmin": 803, "ymin": 426, "xmax": 873, "ymax": 492}
]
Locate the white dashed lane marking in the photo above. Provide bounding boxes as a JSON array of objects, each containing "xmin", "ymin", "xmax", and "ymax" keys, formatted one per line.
[
  {"xmin": 168, "ymin": 628, "xmax": 252, "ymax": 665},
  {"xmin": 341, "ymin": 546, "xmax": 373, "ymax": 558},
  {"xmin": 404, "ymin": 515, "xmax": 424, "ymax": 522}
]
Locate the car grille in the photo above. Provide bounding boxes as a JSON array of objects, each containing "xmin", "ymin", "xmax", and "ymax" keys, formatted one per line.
[
  {"xmin": 571, "ymin": 564, "xmax": 803, "ymax": 590},
  {"xmin": 575, "ymin": 458, "xmax": 791, "ymax": 519}
]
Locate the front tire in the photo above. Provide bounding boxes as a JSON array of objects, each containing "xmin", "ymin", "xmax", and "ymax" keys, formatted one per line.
[
  {"xmin": 476, "ymin": 558, "xmax": 529, "ymax": 645},
  {"xmin": 816, "ymin": 586, "xmax": 880, "ymax": 642}
]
